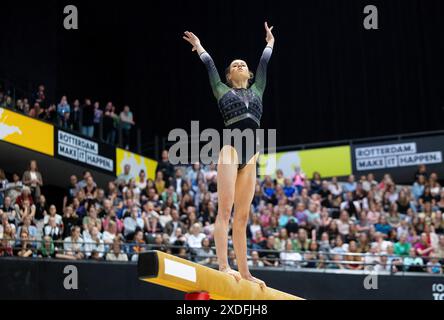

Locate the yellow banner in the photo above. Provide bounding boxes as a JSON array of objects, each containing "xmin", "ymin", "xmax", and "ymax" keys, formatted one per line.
[
  {"xmin": 259, "ymin": 145, "xmax": 352, "ymax": 179},
  {"xmin": 0, "ymin": 108, "xmax": 54, "ymax": 156},
  {"xmin": 116, "ymin": 148, "xmax": 158, "ymax": 181}
]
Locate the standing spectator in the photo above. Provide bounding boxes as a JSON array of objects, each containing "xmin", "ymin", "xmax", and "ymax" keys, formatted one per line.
[
  {"xmin": 103, "ymin": 102, "xmax": 118, "ymax": 144},
  {"xmin": 33, "ymin": 84, "xmax": 46, "ymax": 108},
  {"xmin": 93, "ymin": 101, "xmax": 103, "ymax": 139},
  {"xmin": 0, "ymin": 168, "xmax": 8, "ymax": 206},
  {"xmin": 15, "ymin": 99, "xmax": 24, "ymax": 113},
  {"xmin": 57, "ymin": 96, "xmax": 71, "ymax": 128},
  {"xmin": 44, "ymin": 104, "xmax": 57, "ymax": 123},
  {"xmin": 29, "ymin": 103, "xmax": 44, "ymax": 119},
  {"xmin": 119, "ymin": 105, "xmax": 135, "ymax": 149},
  {"xmin": 81, "ymin": 98, "xmax": 95, "ymax": 137},
  {"xmin": 22, "ymin": 160, "xmax": 43, "ymax": 201},
  {"xmin": 70, "ymin": 99, "xmax": 81, "ymax": 131},
  {"xmin": 156, "ymin": 150, "xmax": 175, "ymax": 188}
]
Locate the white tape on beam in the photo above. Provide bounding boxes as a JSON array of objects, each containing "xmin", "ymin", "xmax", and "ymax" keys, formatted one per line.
[{"xmin": 164, "ymin": 258, "xmax": 197, "ymax": 283}]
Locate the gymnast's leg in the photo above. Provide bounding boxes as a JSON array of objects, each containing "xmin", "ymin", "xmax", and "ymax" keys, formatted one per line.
[
  {"xmin": 215, "ymin": 145, "xmax": 241, "ymax": 281},
  {"xmin": 233, "ymin": 152, "xmax": 266, "ymax": 288}
]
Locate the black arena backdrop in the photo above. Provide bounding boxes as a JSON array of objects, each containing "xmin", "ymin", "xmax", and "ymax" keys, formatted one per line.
[
  {"xmin": 351, "ymin": 134, "xmax": 444, "ymax": 184},
  {"xmin": 54, "ymin": 128, "xmax": 116, "ymax": 174}
]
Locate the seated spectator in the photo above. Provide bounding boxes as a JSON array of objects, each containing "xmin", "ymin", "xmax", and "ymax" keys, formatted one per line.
[
  {"xmin": 38, "ymin": 236, "xmax": 57, "ymax": 258},
  {"xmin": 43, "ymin": 216, "xmax": 62, "ymax": 241},
  {"xmin": 103, "ymin": 220, "xmax": 119, "ymax": 245},
  {"xmin": 1, "ymin": 196, "xmax": 19, "ymax": 225},
  {"xmin": 302, "ymin": 241, "xmax": 318, "ymax": 268},
  {"xmin": 16, "ymin": 229, "xmax": 33, "ymax": 258},
  {"xmin": 0, "ymin": 235, "xmax": 14, "ymax": 257},
  {"xmin": 62, "ymin": 226, "xmax": 84, "ymax": 260},
  {"xmin": 336, "ymin": 210, "xmax": 351, "ymax": 238},
  {"xmin": 375, "ymin": 215, "xmax": 392, "ymax": 236},
  {"xmin": 106, "ymin": 238, "xmax": 128, "ymax": 261},
  {"xmin": 186, "ymin": 223, "xmax": 206, "ymax": 250},
  {"xmin": 414, "ymin": 232, "xmax": 434, "ymax": 257},
  {"xmin": 34, "ymin": 194, "xmax": 48, "ymax": 227},
  {"xmin": 83, "ymin": 226, "xmax": 104, "ymax": 259},
  {"xmin": 61, "ymin": 205, "xmax": 79, "ymax": 238},
  {"xmin": 292, "ymin": 167, "xmax": 305, "ymax": 195},
  {"xmin": 248, "ymin": 250, "xmax": 265, "ymax": 267},
  {"xmin": 123, "ymin": 206, "xmax": 144, "ymax": 240},
  {"xmin": 310, "ymin": 172, "xmax": 322, "ymax": 195},
  {"xmin": 363, "ymin": 243, "xmax": 381, "ymax": 271},
  {"xmin": 15, "ymin": 187, "xmax": 34, "ymax": 212},
  {"xmin": 326, "ymin": 254, "xmax": 345, "ymax": 269},
  {"xmin": 437, "ymin": 235, "xmax": 444, "ymax": 259},
  {"xmin": 44, "ymin": 204, "xmax": 63, "ymax": 228},
  {"xmin": 280, "ymin": 239, "xmax": 302, "ymax": 267},
  {"xmin": 374, "ymin": 254, "xmax": 394, "ymax": 273},
  {"xmin": 426, "ymin": 253, "xmax": 442, "ymax": 274},
  {"xmin": 340, "ymin": 192, "xmax": 361, "ymax": 219},
  {"xmin": 116, "ymin": 164, "xmax": 133, "ymax": 186},
  {"xmin": 394, "ymin": 234, "xmax": 411, "ymax": 257},
  {"xmin": 403, "ymin": 247, "xmax": 424, "ymax": 272},
  {"xmin": 130, "ymin": 230, "xmax": 146, "ymax": 256},
  {"xmin": 195, "ymin": 237, "xmax": 215, "ymax": 265},
  {"xmin": 292, "ymin": 228, "xmax": 311, "ymax": 252},
  {"xmin": 259, "ymin": 235, "xmax": 280, "ymax": 267},
  {"xmin": 305, "ymin": 203, "xmax": 321, "ymax": 229},
  {"xmin": 16, "ymin": 215, "xmax": 37, "ymax": 242},
  {"xmin": 344, "ymin": 240, "xmax": 363, "ymax": 270}
]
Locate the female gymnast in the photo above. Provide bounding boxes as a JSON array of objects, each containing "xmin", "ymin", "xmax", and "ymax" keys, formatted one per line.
[{"xmin": 183, "ymin": 22, "xmax": 274, "ymax": 288}]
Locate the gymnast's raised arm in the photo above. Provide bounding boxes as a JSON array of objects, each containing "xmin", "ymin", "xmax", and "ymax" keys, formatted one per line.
[
  {"xmin": 253, "ymin": 22, "xmax": 275, "ymax": 98},
  {"xmin": 183, "ymin": 31, "xmax": 227, "ymax": 100}
]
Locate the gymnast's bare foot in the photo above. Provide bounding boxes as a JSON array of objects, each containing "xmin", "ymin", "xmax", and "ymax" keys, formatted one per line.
[
  {"xmin": 241, "ymin": 273, "xmax": 267, "ymax": 289},
  {"xmin": 219, "ymin": 266, "xmax": 242, "ymax": 282}
]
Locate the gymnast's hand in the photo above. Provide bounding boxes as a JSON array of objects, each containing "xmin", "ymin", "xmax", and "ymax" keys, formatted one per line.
[
  {"xmin": 183, "ymin": 31, "xmax": 205, "ymax": 55},
  {"xmin": 264, "ymin": 21, "xmax": 275, "ymax": 47}
]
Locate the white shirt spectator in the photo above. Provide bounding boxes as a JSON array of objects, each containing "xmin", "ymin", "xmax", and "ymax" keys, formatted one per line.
[
  {"xmin": 106, "ymin": 251, "xmax": 128, "ymax": 261},
  {"xmin": 123, "ymin": 216, "xmax": 144, "ymax": 237},
  {"xmin": 102, "ymin": 231, "xmax": 116, "ymax": 243},
  {"xmin": 63, "ymin": 236, "xmax": 84, "ymax": 254},
  {"xmin": 159, "ymin": 214, "xmax": 172, "ymax": 228},
  {"xmin": 186, "ymin": 232, "xmax": 206, "ymax": 248},
  {"xmin": 280, "ymin": 251, "xmax": 303, "ymax": 267},
  {"xmin": 44, "ymin": 214, "xmax": 62, "ymax": 226}
]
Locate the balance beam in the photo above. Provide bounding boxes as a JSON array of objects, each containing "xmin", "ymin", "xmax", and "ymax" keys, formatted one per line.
[{"xmin": 137, "ymin": 250, "xmax": 304, "ymax": 300}]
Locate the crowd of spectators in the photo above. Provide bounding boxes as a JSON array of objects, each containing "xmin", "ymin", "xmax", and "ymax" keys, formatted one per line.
[
  {"xmin": 0, "ymin": 152, "xmax": 443, "ymax": 275},
  {"xmin": 0, "ymin": 84, "xmax": 135, "ymax": 150}
]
